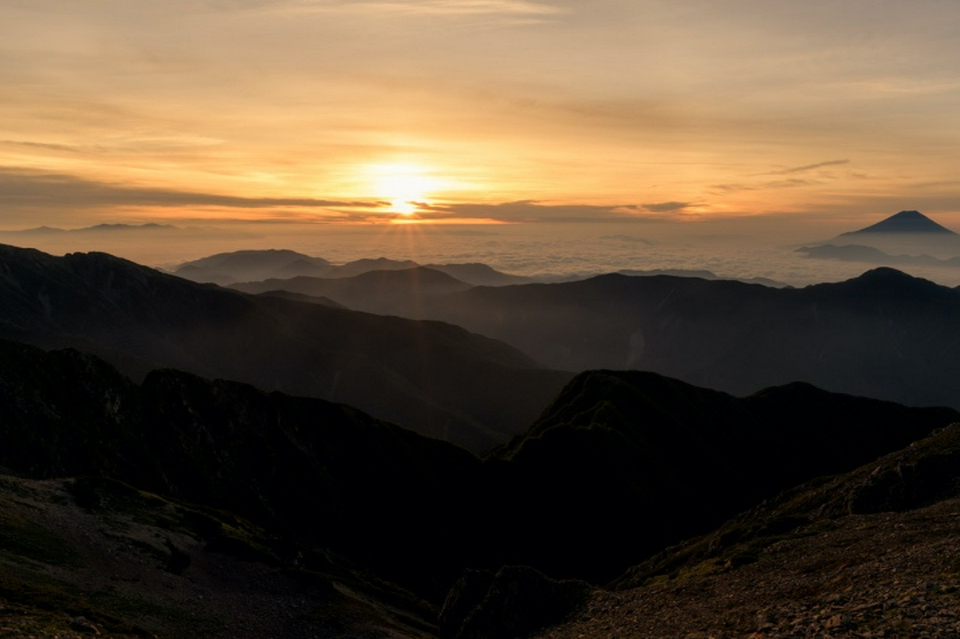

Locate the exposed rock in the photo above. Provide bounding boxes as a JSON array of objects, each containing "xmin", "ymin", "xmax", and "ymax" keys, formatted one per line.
[{"xmin": 440, "ymin": 566, "xmax": 589, "ymax": 639}]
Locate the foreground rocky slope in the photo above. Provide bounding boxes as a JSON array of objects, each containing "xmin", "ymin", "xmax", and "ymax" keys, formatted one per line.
[
  {"xmin": 0, "ymin": 474, "xmax": 437, "ymax": 639},
  {"xmin": 536, "ymin": 423, "xmax": 960, "ymax": 639}
]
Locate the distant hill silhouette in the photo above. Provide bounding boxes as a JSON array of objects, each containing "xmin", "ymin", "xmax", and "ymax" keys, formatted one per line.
[
  {"xmin": 1, "ymin": 222, "xmax": 177, "ymax": 236},
  {"xmin": 0, "ymin": 244, "xmax": 569, "ymax": 451},
  {"xmin": 223, "ymin": 265, "xmax": 960, "ymax": 411},
  {"xmin": 796, "ymin": 243, "xmax": 960, "ymax": 268},
  {"xmin": 173, "ymin": 249, "xmax": 333, "ymax": 285},
  {"xmin": 392, "ymin": 268, "xmax": 960, "ymax": 411},
  {"xmin": 175, "ymin": 249, "xmax": 532, "ymax": 287},
  {"xmin": 841, "ymin": 210, "xmax": 957, "ymax": 235},
  {"xmin": 231, "ymin": 267, "xmax": 474, "ymax": 315}
]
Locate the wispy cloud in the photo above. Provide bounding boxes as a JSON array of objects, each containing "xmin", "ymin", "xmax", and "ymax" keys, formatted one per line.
[
  {"xmin": 276, "ymin": 0, "xmax": 565, "ymax": 17},
  {"xmin": 0, "ymin": 168, "xmax": 370, "ymax": 211},
  {"xmin": 421, "ymin": 200, "xmax": 677, "ymax": 224},
  {"xmin": 766, "ymin": 159, "xmax": 850, "ymax": 175}
]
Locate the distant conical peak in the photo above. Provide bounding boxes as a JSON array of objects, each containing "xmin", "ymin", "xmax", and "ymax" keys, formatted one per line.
[{"xmin": 843, "ymin": 210, "xmax": 957, "ymax": 235}]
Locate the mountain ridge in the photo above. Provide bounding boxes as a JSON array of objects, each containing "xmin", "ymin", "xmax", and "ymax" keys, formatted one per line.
[
  {"xmin": 841, "ymin": 209, "xmax": 957, "ymax": 235},
  {"xmin": 0, "ymin": 243, "xmax": 570, "ymax": 452}
]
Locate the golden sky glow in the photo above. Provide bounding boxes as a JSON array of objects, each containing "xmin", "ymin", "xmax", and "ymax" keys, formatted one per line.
[{"xmin": 2, "ymin": 1, "xmax": 960, "ymax": 230}]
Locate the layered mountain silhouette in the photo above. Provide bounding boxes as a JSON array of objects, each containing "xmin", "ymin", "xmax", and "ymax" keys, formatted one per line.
[
  {"xmin": 218, "ymin": 259, "xmax": 960, "ymax": 411},
  {"xmin": 0, "ymin": 243, "xmax": 570, "ymax": 452},
  {"xmin": 174, "ymin": 249, "xmax": 532, "ymax": 287},
  {"xmin": 796, "ymin": 211, "xmax": 960, "ymax": 269},
  {"xmin": 250, "ymin": 266, "xmax": 960, "ymax": 411},
  {"xmin": 799, "ymin": 210, "xmax": 960, "ymax": 259},
  {"xmin": 172, "ymin": 248, "xmax": 334, "ymax": 285},
  {"xmin": 796, "ymin": 243, "xmax": 960, "ymax": 268},
  {"xmin": 231, "ymin": 267, "xmax": 474, "ymax": 315}
]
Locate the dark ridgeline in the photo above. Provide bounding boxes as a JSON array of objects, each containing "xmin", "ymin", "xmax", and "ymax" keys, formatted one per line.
[
  {"xmin": 175, "ymin": 249, "xmax": 533, "ymax": 287},
  {"xmin": 0, "ymin": 243, "xmax": 570, "ymax": 453},
  {"xmin": 409, "ymin": 267, "xmax": 960, "ymax": 411},
  {"xmin": 231, "ymin": 266, "xmax": 474, "ymax": 317},
  {"xmin": 205, "ymin": 242, "xmax": 960, "ymax": 415},
  {"xmin": 479, "ymin": 370, "xmax": 959, "ymax": 582}
]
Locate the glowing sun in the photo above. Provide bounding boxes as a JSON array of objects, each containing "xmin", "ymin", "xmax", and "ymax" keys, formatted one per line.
[{"xmin": 370, "ymin": 163, "xmax": 438, "ymax": 215}]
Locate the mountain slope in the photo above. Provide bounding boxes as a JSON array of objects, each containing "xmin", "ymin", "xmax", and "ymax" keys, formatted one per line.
[
  {"xmin": 535, "ymin": 424, "xmax": 960, "ymax": 639},
  {"xmin": 0, "ymin": 339, "xmax": 483, "ymax": 599},
  {"xmin": 4, "ymin": 341, "xmax": 960, "ymax": 637},
  {"xmin": 480, "ymin": 369, "xmax": 959, "ymax": 582},
  {"xmin": 840, "ymin": 209, "xmax": 957, "ymax": 235},
  {"xmin": 0, "ymin": 244, "xmax": 570, "ymax": 451}
]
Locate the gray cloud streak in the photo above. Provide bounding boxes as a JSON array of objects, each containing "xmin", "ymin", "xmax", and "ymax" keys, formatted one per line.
[
  {"xmin": 0, "ymin": 168, "xmax": 371, "ymax": 210},
  {"xmin": 426, "ymin": 200, "xmax": 671, "ymax": 223}
]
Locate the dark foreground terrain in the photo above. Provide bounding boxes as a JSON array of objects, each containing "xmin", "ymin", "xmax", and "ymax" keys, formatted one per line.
[
  {"xmin": 537, "ymin": 423, "xmax": 960, "ymax": 639},
  {"xmin": 2, "ymin": 336, "xmax": 959, "ymax": 638}
]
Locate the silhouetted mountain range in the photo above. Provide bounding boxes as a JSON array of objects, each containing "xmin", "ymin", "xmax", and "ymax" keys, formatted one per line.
[
  {"xmin": 8, "ymin": 240, "xmax": 960, "ymax": 637},
  {"xmin": 218, "ymin": 259, "xmax": 960, "ymax": 411},
  {"xmin": 174, "ymin": 250, "xmax": 533, "ymax": 287},
  {"xmin": 172, "ymin": 249, "xmax": 333, "ymax": 284},
  {"xmin": 0, "ymin": 243, "xmax": 569, "ymax": 452},
  {"xmin": 796, "ymin": 211, "xmax": 960, "ymax": 269},
  {"xmin": 231, "ymin": 267, "xmax": 473, "ymax": 315},
  {"xmin": 0, "ymin": 222, "xmax": 178, "ymax": 236},
  {"xmin": 796, "ymin": 243, "xmax": 960, "ymax": 268},
  {"xmin": 396, "ymin": 267, "xmax": 960, "ymax": 411}
]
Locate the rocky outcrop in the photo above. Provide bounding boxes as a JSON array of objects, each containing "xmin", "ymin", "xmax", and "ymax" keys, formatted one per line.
[{"xmin": 440, "ymin": 566, "xmax": 589, "ymax": 639}]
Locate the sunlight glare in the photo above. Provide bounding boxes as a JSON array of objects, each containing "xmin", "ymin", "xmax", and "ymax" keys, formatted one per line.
[{"xmin": 370, "ymin": 163, "xmax": 439, "ymax": 215}]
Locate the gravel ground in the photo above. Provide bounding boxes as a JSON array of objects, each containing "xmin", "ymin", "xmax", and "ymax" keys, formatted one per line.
[{"xmin": 536, "ymin": 497, "xmax": 960, "ymax": 639}]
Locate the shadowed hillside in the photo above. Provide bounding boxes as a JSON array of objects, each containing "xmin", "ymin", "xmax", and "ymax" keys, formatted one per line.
[
  {"xmin": 413, "ymin": 268, "xmax": 960, "ymax": 411},
  {"xmin": 479, "ymin": 370, "xmax": 960, "ymax": 582},
  {"xmin": 175, "ymin": 250, "xmax": 532, "ymax": 287},
  {"xmin": 0, "ymin": 244, "xmax": 570, "ymax": 452},
  {"xmin": 231, "ymin": 266, "xmax": 473, "ymax": 316},
  {"xmin": 534, "ymin": 424, "xmax": 960, "ymax": 639},
  {"xmin": 2, "ymin": 341, "xmax": 959, "ymax": 637}
]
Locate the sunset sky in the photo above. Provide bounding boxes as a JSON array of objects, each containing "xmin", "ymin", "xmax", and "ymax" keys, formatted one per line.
[{"xmin": 3, "ymin": 0, "xmax": 960, "ymax": 232}]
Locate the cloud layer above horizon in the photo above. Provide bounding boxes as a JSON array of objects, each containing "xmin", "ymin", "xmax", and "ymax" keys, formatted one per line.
[{"xmin": 2, "ymin": 0, "xmax": 960, "ymax": 228}]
